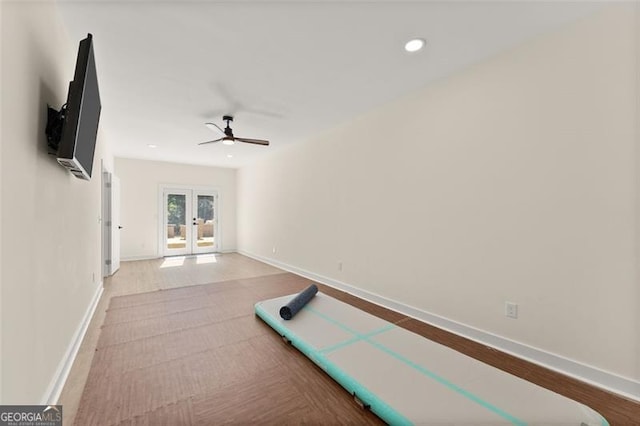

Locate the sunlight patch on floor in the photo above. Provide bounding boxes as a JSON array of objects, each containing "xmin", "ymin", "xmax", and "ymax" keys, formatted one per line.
[
  {"xmin": 160, "ymin": 256, "xmax": 186, "ymax": 268},
  {"xmin": 196, "ymin": 254, "xmax": 218, "ymax": 264}
]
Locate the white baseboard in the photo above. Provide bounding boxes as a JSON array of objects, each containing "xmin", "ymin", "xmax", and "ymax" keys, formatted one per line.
[
  {"xmin": 218, "ymin": 248, "xmax": 237, "ymax": 254},
  {"xmin": 122, "ymin": 249, "xmax": 236, "ymax": 262},
  {"xmin": 41, "ymin": 282, "xmax": 104, "ymax": 405},
  {"xmin": 121, "ymin": 254, "xmax": 161, "ymax": 262},
  {"xmin": 238, "ymin": 249, "xmax": 640, "ymax": 402}
]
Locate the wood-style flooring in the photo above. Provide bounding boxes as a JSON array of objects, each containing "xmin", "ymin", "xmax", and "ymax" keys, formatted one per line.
[
  {"xmin": 59, "ymin": 253, "xmax": 640, "ymax": 425},
  {"xmin": 74, "ymin": 273, "xmax": 384, "ymax": 425},
  {"xmin": 58, "ymin": 253, "xmax": 284, "ymax": 425}
]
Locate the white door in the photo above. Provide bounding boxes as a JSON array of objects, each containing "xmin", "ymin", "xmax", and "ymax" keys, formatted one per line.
[
  {"xmin": 163, "ymin": 189, "xmax": 192, "ymax": 256},
  {"xmin": 111, "ymin": 175, "xmax": 121, "ymax": 274},
  {"xmin": 192, "ymin": 191, "xmax": 217, "ymax": 254},
  {"xmin": 162, "ymin": 188, "xmax": 218, "ymax": 256}
]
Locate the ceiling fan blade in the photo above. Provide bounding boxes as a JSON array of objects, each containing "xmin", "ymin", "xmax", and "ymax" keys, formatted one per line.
[
  {"xmin": 198, "ymin": 137, "xmax": 224, "ymax": 145},
  {"xmin": 204, "ymin": 122, "xmax": 225, "ymax": 136},
  {"xmin": 235, "ymin": 137, "xmax": 270, "ymax": 146}
]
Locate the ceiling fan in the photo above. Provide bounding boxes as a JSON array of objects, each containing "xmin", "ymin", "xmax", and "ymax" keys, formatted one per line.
[{"xmin": 199, "ymin": 115, "xmax": 269, "ymax": 146}]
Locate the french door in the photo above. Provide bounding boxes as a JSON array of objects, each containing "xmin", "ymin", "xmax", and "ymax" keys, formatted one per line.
[{"xmin": 162, "ymin": 187, "xmax": 218, "ymax": 256}]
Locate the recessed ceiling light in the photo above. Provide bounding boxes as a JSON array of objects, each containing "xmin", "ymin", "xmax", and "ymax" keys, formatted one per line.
[
  {"xmin": 147, "ymin": 144, "xmax": 158, "ymax": 148},
  {"xmin": 404, "ymin": 38, "xmax": 426, "ymax": 53},
  {"xmin": 226, "ymin": 154, "xmax": 233, "ymax": 158}
]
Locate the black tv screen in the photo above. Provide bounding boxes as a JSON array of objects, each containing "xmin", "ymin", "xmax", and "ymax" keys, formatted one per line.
[{"xmin": 57, "ymin": 33, "xmax": 101, "ymax": 180}]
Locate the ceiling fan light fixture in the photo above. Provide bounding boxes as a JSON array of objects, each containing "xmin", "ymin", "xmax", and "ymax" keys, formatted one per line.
[
  {"xmin": 404, "ymin": 38, "xmax": 426, "ymax": 53},
  {"xmin": 199, "ymin": 115, "xmax": 269, "ymax": 147}
]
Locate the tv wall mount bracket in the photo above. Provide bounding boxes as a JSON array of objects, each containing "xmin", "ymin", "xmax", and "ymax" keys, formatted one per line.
[{"xmin": 45, "ymin": 104, "xmax": 67, "ymax": 154}]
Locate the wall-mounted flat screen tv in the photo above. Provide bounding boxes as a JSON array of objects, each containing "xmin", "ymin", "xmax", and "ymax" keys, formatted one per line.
[{"xmin": 56, "ymin": 33, "xmax": 101, "ymax": 180}]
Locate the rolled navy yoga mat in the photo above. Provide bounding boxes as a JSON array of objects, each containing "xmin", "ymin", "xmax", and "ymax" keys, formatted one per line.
[{"xmin": 279, "ymin": 284, "xmax": 318, "ymax": 320}]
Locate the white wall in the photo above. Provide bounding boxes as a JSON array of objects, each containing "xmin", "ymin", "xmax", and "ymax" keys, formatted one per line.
[
  {"xmin": 238, "ymin": 4, "xmax": 639, "ymax": 386},
  {"xmin": 635, "ymin": 1, "xmax": 640, "ymax": 385},
  {"xmin": 1, "ymin": 1, "xmax": 112, "ymax": 403},
  {"xmin": 114, "ymin": 158, "xmax": 237, "ymax": 259},
  {"xmin": 0, "ymin": 0, "xmax": 3, "ymax": 404}
]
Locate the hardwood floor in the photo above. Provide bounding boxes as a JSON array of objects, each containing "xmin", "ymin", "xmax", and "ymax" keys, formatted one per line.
[
  {"xmin": 58, "ymin": 253, "xmax": 284, "ymax": 426},
  {"xmin": 73, "ymin": 273, "xmax": 384, "ymax": 425},
  {"xmin": 59, "ymin": 253, "xmax": 640, "ymax": 425}
]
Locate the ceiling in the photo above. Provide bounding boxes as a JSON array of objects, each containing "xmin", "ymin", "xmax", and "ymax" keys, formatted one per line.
[{"xmin": 56, "ymin": 1, "xmax": 603, "ymax": 169}]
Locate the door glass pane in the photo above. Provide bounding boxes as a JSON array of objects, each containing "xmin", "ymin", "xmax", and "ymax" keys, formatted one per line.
[
  {"xmin": 166, "ymin": 194, "xmax": 186, "ymax": 250},
  {"xmin": 196, "ymin": 195, "xmax": 214, "ymax": 248}
]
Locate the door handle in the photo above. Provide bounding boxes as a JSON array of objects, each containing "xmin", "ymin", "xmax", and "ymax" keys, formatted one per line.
[{"xmin": 118, "ymin": 226, "xmax": 123, "ymax": 229}]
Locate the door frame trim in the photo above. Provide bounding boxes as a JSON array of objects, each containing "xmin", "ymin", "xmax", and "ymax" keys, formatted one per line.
[
  {"xmin": 157, "ymin": 183, "xmax": 222, "ymax": 257},
  {"xmin": 101, "ymin": 161, "xmax": 111, "ymax": 277}
]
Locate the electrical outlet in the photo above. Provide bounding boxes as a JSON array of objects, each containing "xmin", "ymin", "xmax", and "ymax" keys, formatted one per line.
[
  {"xmin": 337, "ymin": 261, "xmax": 343, "ymax": 271},
  {"xmin": 505, "ymin": 302, "xmax": 518, "ymax": 319},
  {"xmin": 272, "ymin": 246, "xmax": 277, "ymax": 254}
]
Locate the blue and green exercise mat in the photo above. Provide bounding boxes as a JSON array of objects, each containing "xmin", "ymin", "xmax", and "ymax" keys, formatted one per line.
[{"xmin": 257, "ymin": 289, "xmax": 608, "ymax": 426}]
